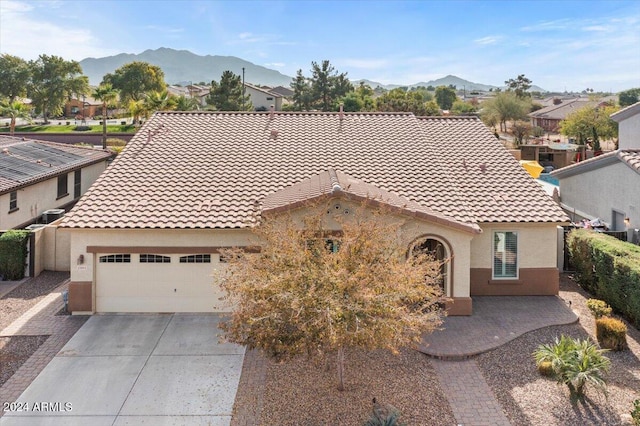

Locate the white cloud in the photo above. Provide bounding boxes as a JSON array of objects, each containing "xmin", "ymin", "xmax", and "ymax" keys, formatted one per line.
[
  {"xmin": 582, "ymin": 25, "xmax": 609, "ymax": 32},
  {"xmin": 520, "ymin": 19, "xmax": 573, "ymax": 32},
  {"xmin": 0, "ymin": 0, "xmax": 118, "ymax": 60},
  {"xmin": 474, "ymin": 35, "xmax": 502, "ymax": 45},
  {"xmin": 264, "ymin": 62, "xmax": 285, "ymax": 68}
]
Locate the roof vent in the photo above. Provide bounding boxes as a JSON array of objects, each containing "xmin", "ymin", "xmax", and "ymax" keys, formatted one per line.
[
  {"xmin": 269, "ymin": 105, "xmax": 275, "ymax": 120},
  {"xmin": 2, "ymin": 148, "xmax": 9, "ymax": 154},
  {"xmin": 270, "ymin": 129, "xmax": 279, "ymax": 139},
  {"xmin": 479, "ymin": 163, "xmax": 487, "ymax": 173},
  {"xmin": 339, "ymin": 103, "xmax": 344, "ymax": 120}
]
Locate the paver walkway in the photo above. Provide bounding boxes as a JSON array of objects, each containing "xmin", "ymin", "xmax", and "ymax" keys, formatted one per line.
[
  {"xmin": 420, "ymin": 295, "xmax": 578, "ymax": 426},
  {"xmin": 431, "ymin": 359, "xmax": 511, "ymax": 426},
  {"xmin": 0, "ymin": 282, "xmax": 89, "ymax": 411}
]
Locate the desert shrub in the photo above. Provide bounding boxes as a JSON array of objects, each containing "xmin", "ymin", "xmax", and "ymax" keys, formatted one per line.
[
  {"xmin": 632, "ymin": 399, "xmax": 640, "ymax": 426},
  {"xmin": 532, "ymin": 126, "xmax": 545, "ymax": 137},
  {"xmin": 364, "ymin": 398, "xmax": 404, "ymax": 426},
  {"xmin": 533, "ymin": 335, "xmax": 610, "ymax": 400},
  {"xmin": 586, "ymin": 299, "xmax": 612, "ymax": 319},
  {"xmin": 0, "ymin": 230, "xmax": 30, "ymax": 280},
  {"xmin": 595, "ymin": 317, "xmax": 627, "ymax": 351},
  {"xmin": 537, "ymin": 360, "xmax": 555, "ymax": 377},
  {"xmin": 108, "ymin": 146, "xmax": 124, "ymax": 155},
  {"xmin": 567, "ymin": 229, "xmax": 640, "ymax": 328},
  {"xmin": 106, "ymin": 138, "xmax": 127, "ymax": 147}
]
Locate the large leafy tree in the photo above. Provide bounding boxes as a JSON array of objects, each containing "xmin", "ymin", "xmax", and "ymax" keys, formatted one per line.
[
  {"xmin": 218, "ymin": 204, "xmax": 446, "ymax": 391},
  {"xmin": 480, "ymin": 92, "xmax": 530, "ymax": 132},
  {"xmin": 292, "ymin": 61, "xmax": 352, "ymax": 111},
  {"xmin": 207, "ymin": 70, "xmax": 251, "ymax": 111},
  {"xmin": 92, "ymin": 83, "xmax": 119, "ymax": 149},
  {"xmin": 505, "ymin": 74, "xmax": 532, "ymax": 98},
  {"xmin": 559, "ymin": 103, "xmax": 619, "ymax": 144},
  {"xmin": 28, "ymin": 55, "xmax": 88, "ymax": 123},
  {"xmin": 0, "ymin": 100, "xmax": 32, "ymax": 135},
  {"xmin": 435, "ymin": 86, "xmax": 457, "ymax": 110},
  {"xmin": 618, "ymin": 88, "xmax": 640, "ymax": 107},
  {"xmin": 102, "ymin": 61, "xmax": 166, "ymax": 103},
  {"xmin": 0, "ymin": 54, "xmax": 31, "ymax": 102},
  {"xmin": 376, "ymin": 88, "xmax": 439, "ymax": 115}
]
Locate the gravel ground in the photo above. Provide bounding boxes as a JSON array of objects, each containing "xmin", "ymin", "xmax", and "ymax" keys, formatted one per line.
[
  {"xmin": 0, "ymin": 271, "xmax": 70, "ymax": 332},
  {"xmin": 0, "ymin": 271, "xmax": 70, "ymax": 391},
  {"xmin": 476, "ymin": 274, "xmax": 640, "ymax": 426},
  {"xmin": 247, "ymin": 346, "xmax": 455, "ymax": 425},
  {"xmin": 0, "ymin": 336, "xmax": 49, "ymax": 387}
]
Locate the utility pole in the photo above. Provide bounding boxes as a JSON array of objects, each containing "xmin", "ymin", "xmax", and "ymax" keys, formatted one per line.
[{"xmin": 242, "ymin": 67, "xmax": 245, "ymax": 111}]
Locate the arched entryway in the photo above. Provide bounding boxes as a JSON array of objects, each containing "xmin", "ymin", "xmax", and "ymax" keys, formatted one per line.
[{"xmin": 409, "ymin": 236, "xmax": 452, "ymax": 297}]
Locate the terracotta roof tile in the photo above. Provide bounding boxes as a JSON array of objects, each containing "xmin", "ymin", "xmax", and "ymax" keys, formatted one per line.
[
  {"xmin": 417, "ymin": 117, "xmax": 569, "ymax": 223},
  {"xmin": 61, "ymin": 112, "xmax": 567, "ymax": 229},
  {"xmin": 0, "ymin": 136, "xmax": 111, "ymax": 195}
]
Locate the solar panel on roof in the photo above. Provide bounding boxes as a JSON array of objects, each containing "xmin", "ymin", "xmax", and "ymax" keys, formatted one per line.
[{"xmin": 0, "ymin": 142, "xmax": 83, "ymax": 183}]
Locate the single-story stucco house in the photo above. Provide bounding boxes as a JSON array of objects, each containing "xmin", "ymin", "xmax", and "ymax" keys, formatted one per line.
[
  {"xmin": 0, "ymin": 136, "xmax": 112, "ymax": 230},
  {"xmin": 551, "ymin": 102, "xmax": 640, "ymax": 242},
  {"xmin": 60, "ymin": 111, "xmax": 568, "ymax": 315}
]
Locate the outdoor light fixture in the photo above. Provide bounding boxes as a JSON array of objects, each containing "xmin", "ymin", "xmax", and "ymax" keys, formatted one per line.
[
  {"xmin": 624, "ymin": 217, "xmax": 631, "ymax": 227},
  {"xmin": 77, "ymin": 254, "xmax": 84, "ymax": 265}
]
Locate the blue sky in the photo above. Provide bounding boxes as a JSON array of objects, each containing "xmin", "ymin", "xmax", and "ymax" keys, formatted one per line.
[{"xmin": 1, "ymin": 0, "xmax": 639, "ymax": 92}]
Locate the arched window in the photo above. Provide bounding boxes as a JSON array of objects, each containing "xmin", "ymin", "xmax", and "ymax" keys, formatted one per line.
[{"xmin": 409, "ymin": 236, "xmax": 451, "ymax": 296}]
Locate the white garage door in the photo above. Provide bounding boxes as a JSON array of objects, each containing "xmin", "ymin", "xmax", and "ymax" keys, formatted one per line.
[{"xmin": 96, "ymin": 253, "xmax": 228, "ymax": 313}]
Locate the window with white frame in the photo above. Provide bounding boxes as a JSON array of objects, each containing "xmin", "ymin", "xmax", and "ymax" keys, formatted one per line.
[
  {"xmin": 493, "ymin": 231, "xmax": 518, "ymax": 279},
  {"xmin": 9, "ymin": 191, "xmax": 18, "ymax": 211}
]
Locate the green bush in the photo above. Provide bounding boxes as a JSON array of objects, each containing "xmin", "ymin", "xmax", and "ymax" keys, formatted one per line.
[
  {"xmin": 533, "ymin": 335, "xmax": 610, "ymax": 400},
  {"xmin": 586, "ymin": 299, "xmax": 612, "ymax": 319},
  {"xmin": 106, "ymin": 138, "xmax": 126, "ymax": 147},
  {"xmin": 595, "ymin": 317, "xmax": 627, "ymax": 351},
  {"xmin": 0, "ymin": 230, "xmax": 30, "ymax": 280},
  {"xmin": 632, "ymin": 399, "xmax": 640, "ymax": 426},
  {"xmin": 567, "ymin": 229, "xmax": 640, "ymax": 328}
]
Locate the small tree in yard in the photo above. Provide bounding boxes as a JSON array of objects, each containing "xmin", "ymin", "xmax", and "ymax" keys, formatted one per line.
[{"xmin": 218, "ymin": 203, "xmax": 447, "ymax": 391}]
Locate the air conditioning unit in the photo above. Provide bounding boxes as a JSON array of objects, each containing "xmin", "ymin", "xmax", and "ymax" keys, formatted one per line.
[
  {"xmin": 25, "ymin": 224, "xmax": 46, "ymax": 231},
  {"xmin": 42, "ymin": 209, "xmax": 65, "ymax": 224}
]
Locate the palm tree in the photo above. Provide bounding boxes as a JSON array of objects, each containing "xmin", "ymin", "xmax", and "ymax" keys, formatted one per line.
[
  {"xmin": 92, "ymin": 83, "xmax": 119, "ymax": 149},
  {"xmin": 175, "ymin": 95, "xmax": 200, "ymax": 111},
  {"xmin": 0, "ymin": 100, "xmax": 32, "ymax": 136},
  {"xmin": 143, "ymin": 90, "xmax": 177, "ymax": 113},
  {"xmin": 128, "ymin": 99, "xmax": 149, "ymax": 127}
]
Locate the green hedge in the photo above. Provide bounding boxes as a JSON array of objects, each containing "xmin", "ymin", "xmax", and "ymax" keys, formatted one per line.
[
  {"xmin": 0, "ymin": 230, "xmax": 30, "ymax": 280},
  {"xmin": 567, "ymin": 229, "xmax": 640, "ymax": 327}
]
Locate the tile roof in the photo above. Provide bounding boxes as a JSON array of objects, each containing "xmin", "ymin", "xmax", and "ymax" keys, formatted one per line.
[
  {"xmin": 610, "ymin": 101, "xmax": 640, "ymax": 122},
  {"xmin": 61, "ymin": 111, "xmax": 568, "ymax": 229},
  {"xmin": 0, "ymin": 136, "xmax": 112, "ymax": 195},
  {"xmin": 528, "ymin": 99, "xmax": 595, "ymax": 120},
  {"xmin": 417, "ymin": 117, "xmax": 569, "ymax": 223},
  {"xmin": 262, "ymin": 169, "xmax": 481, "ymax": 234},
  {"xmin": 551, "ymin": 149, "xmax": 640, "ymax": 178}
]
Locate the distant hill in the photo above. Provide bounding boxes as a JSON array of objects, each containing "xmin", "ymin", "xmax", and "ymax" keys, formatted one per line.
[
  {"xmin": 79, "ymin": 48, "xmax": 546, "ymax": 93},
  {"xmin": 79, "ymin": 48, "xmax": 294, "ymax": 87}
]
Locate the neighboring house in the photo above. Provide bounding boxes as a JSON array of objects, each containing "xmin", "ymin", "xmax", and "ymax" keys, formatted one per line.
[
  {"xmin": 551, "ymin": 102, "xmax": 640, "ymax": 242},
  {"xmin": 244, "ymin": 83, "xmax": 283, "ymax": 111},
  {"xmin": 269, "ymin": 86, "xmax": 294, "ymax": 98},
  {"xmin": 0, "ymin": 136, "xmax": 112, "ymax": 230},
  {"xmin": 64, "ymin": 95, "xmax": 103, "ymax": 119},
  {"xmin": 60, "ymin": 111, "xmax": 568, "ymax": 315},
  {"xmin": 528, "ymin": 98, "xmax": 611, "ymax": 133}
]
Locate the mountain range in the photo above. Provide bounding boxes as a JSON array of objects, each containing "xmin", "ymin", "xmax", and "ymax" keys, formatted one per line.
[{"xmin": 79, "ymin": 47, "xmax": 546, "ymax": 92}]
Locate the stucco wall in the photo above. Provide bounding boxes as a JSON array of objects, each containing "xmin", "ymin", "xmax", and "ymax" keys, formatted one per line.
[
  {"xmin": 559, "ymin": 162, "xmax": 639, "ymax": 230},
  {"xmin": 470, "ymin": 223, "xmax": 559, "ymax": 269},
  {"xmin": 245, "ymin": 86, "xmax": 282, "ymax": 111},
  {"xmin": 0, "ymin": 161, "xmax": 107, "ymax": 229},
  {"xmin": 618, "ymin": 113, "xmax": 640, "ymax": 150}
]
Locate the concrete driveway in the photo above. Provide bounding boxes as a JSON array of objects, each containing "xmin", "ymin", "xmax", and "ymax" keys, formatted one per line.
[{"xmin": 1, "ymin": 314, "xmax": 245, "ymax": 426}]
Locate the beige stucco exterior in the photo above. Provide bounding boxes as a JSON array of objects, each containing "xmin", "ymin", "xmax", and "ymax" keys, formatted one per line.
[
  {"xmin": 245, "ymin": 85, "xmax": 283, "ymax": 111},
  {"xmin": 617, "ymin": 109, "xmax": 640, "ymax": 150},
  {"xmin": 1, "ymin": 161, "xmax": 107, "ymax": 230},
  {"xmin": 559, "ymin": 162, "xmax": 639, "ymax": 232}
]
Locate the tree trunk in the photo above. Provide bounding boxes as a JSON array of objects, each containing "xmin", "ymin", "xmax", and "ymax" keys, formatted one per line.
[
  {"xmin": 102, "ymin": 102, "xmax": 108, "ymax": 150},
  {"xmin": 336, "ymin": 346, "xmax": 345, "ymax": 391}
]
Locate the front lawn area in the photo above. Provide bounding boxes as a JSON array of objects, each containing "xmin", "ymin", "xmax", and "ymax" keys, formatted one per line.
[{"xmin": 0, "ymin": 124, "xmax": 136, "ymax": 133}]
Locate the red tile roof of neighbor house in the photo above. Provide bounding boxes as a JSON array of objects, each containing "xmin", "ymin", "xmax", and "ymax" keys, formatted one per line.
[
  {"xmin": 60, "ymin": 111, "xmax": 569, "ymax": 229},
  {"xmin": 0, "ymin": 136, "xmax": 112, "ymax": 195}
]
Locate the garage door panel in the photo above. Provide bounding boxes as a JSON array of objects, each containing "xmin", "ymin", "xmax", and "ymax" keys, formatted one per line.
[{"xmin": 96, "ymin": 254, "xmax": 229, "ymax": 313}]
